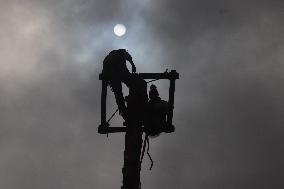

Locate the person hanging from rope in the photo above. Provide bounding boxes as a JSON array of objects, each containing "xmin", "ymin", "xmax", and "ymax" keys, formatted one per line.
[{"xmin": 102, "ymin": 49, "xmax": 147, "ymax": 122}]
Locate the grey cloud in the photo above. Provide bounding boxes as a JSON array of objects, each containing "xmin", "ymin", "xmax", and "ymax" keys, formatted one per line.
[{"xmin": 0, "ymin": 0, "xmax": 284, "ymax": 189}]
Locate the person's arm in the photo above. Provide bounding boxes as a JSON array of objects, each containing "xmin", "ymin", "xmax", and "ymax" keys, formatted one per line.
[
  {"xmin": 125, "ymin": 51, "xmax": 136, "ymax": 73},
  {"xmin": 129, "ymin": 59, "xmax": 136, "ymax": 73}
]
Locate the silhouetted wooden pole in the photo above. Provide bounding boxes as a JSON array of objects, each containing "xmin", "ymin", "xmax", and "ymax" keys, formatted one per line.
[
  {"xmin": 98, "ymin": 71, "xmax": 179, "ymax": 189},
  {"xmin": 122, "ymin": 123, "xmax": 143, "ymax": 189},
  {"xmin": 167, "ymin": 70, "xmax": 177, "ymax": 126},
  {"xmin": 121, "ymin": 78, "xmax": 147, "ymax": 189}
]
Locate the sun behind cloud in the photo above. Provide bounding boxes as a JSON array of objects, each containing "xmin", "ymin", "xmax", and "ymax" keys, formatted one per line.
[{"xmin": 114, "ymin": 24, "xmax": 126, "ymax": 37}]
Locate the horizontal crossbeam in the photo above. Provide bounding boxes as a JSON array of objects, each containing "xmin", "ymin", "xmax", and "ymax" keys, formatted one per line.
[
  {"xmin": 98, "ymin": 126, "xmax": 127, "ymax": 134},
  {"xmin": 99, "ymin": 70, "xmax": 179, "ymax": 80},
  {"xmin": 98, "ymin": 125, "xmax": 175, "ymax": 134}
]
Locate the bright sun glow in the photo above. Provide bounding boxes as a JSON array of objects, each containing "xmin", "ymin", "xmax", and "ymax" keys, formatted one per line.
[{"xmin": 114, "ymin": 24, "xmax": 126, "ymax": 37}]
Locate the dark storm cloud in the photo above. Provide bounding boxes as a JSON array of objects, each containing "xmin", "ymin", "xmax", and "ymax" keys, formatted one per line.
[
  {"xmin": 0, "ymin": 0, "xmax": 284, "ymax": 189},
  {"xmin": 142, "ymin": 1, "xmax": 284, "ymax": 188}
]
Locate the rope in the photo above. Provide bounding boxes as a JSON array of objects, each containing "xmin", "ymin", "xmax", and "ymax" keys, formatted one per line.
[
  {"xmin": 146, "ymin": 135, "xmax": 153, "ymax": 170},
  {"xmin": 107, "ymin": 108, "xmax": 119, "ymax": 123},
  {"xmin": 140, "ymin": 135, "xmax": 147, "ymax": 165},
  {"xmin": 106, "ymin": 108, "xmax": 119, "ymax": 137},
  {"xmin": 106, "ymin": 76, "xmax": 157, "ymax": 167},
  {"xmin": 140, "ymin": 134, "xmax": 154, "ymax": 170}
]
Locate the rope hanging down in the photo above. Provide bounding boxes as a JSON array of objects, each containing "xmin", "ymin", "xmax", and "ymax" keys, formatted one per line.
[
  {"xmin": 107, "ymin": 108, "xmax": 154, "ymax": 170},
  {"xmin": 140, "ymin": 134, "xmax": 154, "ymax": 170},
  {"xmin": 106, "ymin": 77, "xmax": 157, "ymax": 168},
  {"xmin": 106, "ymin": 108, "xmax": 154, "ymax": 170}
]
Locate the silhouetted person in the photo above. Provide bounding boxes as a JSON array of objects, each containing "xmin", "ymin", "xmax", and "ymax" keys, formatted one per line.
[
  {"xmin": 149, "ymin": 84, "xmax": 160, "ymax": 101},
  {"xmin": 145, "ymin": 85, "xmax": 168, "ymax": 136},
  {"xmin": 103, "ymin": 49, "xmax": 143, "ymax": 121},
  {"xmin": 103, "ymin": 49, "xmax": 136, "ymax": 76}
]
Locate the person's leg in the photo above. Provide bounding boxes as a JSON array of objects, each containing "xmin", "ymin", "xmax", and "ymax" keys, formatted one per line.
[{"xmin": 110, "ymin": 80, "xmax": 127, "ymax": 120}]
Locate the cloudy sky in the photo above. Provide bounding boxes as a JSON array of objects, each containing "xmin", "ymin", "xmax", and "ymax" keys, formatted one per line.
[{"xmin": 1, "ymin": 0, "xmax": 284, "ymax": 188}]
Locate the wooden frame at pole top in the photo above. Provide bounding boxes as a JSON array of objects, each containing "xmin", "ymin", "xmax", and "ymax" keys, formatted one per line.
[{"xmin": 98, "ymin": 70, "xmax": 179, "ymax": 134}]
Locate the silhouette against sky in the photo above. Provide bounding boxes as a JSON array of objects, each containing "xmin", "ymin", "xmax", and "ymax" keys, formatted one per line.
[{"xmin": 0, "ymin": 0, "xmax": 284, "ymax": 189}]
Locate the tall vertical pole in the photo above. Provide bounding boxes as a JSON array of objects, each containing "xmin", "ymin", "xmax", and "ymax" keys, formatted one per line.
[
  {"xmin": 98, "ymin": 71, "xmax": 179, "ymax": 188},
  {"xmin": 122, "ymin": 122, "xmax": 143, "ymax": 189},
  {"xmin": 122, "ymin": 78, "xmax": 147, "ymax": 189}
]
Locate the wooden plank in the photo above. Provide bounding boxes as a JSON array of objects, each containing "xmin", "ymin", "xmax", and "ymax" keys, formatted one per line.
[
  {"xmin": 167, "ymin": 78, "xmax": 176, "ymax": 126},
  {"xmin": 99, "ymin": 70, "xmax": 179, "ymax": 80}
]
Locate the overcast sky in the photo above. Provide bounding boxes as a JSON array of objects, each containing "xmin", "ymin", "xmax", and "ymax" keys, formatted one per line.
[{"xmin": 1, "ymin": 0, "xmax": 284, "ymax": 188}]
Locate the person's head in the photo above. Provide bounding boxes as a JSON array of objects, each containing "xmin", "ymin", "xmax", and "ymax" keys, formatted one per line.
[
  {"xmin": 117, "ymin": 49, "xmax": 127, "ymax": 53},
  {"xmin": 108, "ymin": 49, "xmax": 131, "ymax": 61},
  {"xmin": 149, "ymin": 84, "xmax": 159, "ymax": 100},
  {"xmin": 109, "ymin": 49, "xmax": 126, "ymax": 55}
]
